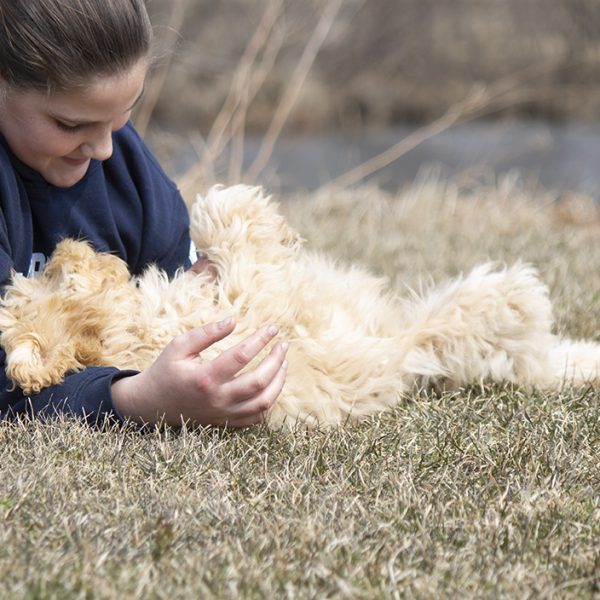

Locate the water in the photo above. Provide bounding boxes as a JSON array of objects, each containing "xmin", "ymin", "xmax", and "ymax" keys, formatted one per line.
[{"xmin": 168, "ymin": 120, "xmax": 600, "ymax": 197}]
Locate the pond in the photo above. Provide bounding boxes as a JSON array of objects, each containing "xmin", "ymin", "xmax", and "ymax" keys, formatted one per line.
[{"xmin": 166, "ymin": 119, "xmax": 600, "ymax": 197}]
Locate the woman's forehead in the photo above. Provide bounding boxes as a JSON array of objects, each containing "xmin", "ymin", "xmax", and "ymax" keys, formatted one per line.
[{"xmin": 43, "ymin": 61, "xmax": 147, "ymax": 120}]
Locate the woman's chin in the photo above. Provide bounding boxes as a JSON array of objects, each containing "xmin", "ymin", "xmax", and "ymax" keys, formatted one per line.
[{"xmin": 44, "ymin": 159, "xmax": 91, "ymax": 187}]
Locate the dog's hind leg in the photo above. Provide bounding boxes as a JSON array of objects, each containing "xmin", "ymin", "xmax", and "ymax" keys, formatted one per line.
[
  {"xmin": 398, "ymin": 263, "xmax": 558, "ymax": 389},
  {"xmin": 189, "ymin": 185, "xmax": 303, "ymax": 308}
]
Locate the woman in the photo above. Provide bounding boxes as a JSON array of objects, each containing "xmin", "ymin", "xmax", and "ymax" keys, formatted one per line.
[{"xmin": 0, "ymin": 0, "xmax": 288, "ymax": 427}]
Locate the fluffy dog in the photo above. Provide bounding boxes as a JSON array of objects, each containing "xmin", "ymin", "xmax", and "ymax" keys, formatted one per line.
[{"xmin": 0, "ymin": 185, "xmax": 599, "ymax": 427}]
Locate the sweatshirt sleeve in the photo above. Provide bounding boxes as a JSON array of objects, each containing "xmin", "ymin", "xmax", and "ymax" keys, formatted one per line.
[
  {"xmin": 109, "ymin": 122, "xmax": 193, "ymax": 278},
  {"xmin": 0, "ymin": 352, "xmax": 139, "ymax": 425}
]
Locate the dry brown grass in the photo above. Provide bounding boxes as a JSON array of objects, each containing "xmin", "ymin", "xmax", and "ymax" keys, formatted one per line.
[{"xmin": 1, "ymin": 177, "xmax": 599, "ymax": 598}]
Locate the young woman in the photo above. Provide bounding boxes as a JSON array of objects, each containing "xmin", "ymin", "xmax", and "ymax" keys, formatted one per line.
[{"xmin": 0, "ymin": 0, "xmax": 288, "ymax": 427}]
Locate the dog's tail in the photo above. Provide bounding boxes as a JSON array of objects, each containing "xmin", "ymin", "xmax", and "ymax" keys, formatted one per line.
[{"xmin": 547, "ymin": 338, "xmax": 600, "ymax": 387}]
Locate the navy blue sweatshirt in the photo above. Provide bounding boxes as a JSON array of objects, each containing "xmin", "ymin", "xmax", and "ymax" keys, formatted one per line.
[{"xmin": 0, "ymin": 122, "xmax": 192, "ymax": 424}]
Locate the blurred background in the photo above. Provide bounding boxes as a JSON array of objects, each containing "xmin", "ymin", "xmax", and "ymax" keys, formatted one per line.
[{"xmin": 140, "ymin": 0, "xmax": 600, "ymax": 198}]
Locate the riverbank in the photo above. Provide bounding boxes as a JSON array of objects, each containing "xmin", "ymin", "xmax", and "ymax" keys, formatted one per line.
[
  {"xmin": 145, "ymin": 0, "xmax": 600, "ymax": 133},
  {"xmin": 147, "ymin": 119, "xmax": 600, "ymax": 198}
]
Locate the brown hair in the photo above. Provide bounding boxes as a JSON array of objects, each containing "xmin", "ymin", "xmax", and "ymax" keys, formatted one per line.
[{"xmin": 0, "ymin": 0, "xmax": 153, "ymax": 93}]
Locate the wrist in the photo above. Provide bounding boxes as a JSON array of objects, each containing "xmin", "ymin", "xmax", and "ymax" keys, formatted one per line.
[{"xmin": 111, "ymin": 373, "xmax": 153, "ymax": 424}]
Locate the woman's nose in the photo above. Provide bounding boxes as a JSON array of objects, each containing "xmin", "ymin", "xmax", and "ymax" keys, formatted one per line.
[{"xmin": 81, "ymin": 127, "xmax": 113, "ymax": 161}]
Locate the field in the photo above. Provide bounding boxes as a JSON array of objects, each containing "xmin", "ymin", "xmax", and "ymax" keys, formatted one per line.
[
  {"xmin": 1, "ymin": 1, "xmax": 598, "ymax": 597},
  {"xmin": 1, "ymin": 176, "xmax": 599, "ymax": 598}
]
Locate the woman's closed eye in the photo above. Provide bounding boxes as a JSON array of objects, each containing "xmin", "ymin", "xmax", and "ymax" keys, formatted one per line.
[{"xmin": 54, "ymin": 119, "xmax": 83, "ymax": 132}]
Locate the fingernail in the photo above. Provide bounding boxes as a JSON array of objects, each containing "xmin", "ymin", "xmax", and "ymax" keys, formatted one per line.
[
  {"xmin": 281, "ymin": 341, "xmax": 289, "ymax": 352},
  {"xmin": 267, "ymin": 324, "xmax": 278, "ymax": 336},
  {"xmin": 218, "ymin": 316, "xmax": 233, "ymax": 328},
  {"xmin": 281, "ymin": 359, "xmax": 288, "ymax": 370}
]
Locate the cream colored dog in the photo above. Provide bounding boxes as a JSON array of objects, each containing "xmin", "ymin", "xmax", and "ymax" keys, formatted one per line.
[{"xmin": 1, "ymin": 185, "xmax": 599, "ymax": 427}]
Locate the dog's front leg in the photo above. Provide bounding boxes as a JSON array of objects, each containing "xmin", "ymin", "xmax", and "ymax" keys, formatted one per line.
[{"xmin": 4, "ymin": 331, "xmax": 83, "ymax": 394}]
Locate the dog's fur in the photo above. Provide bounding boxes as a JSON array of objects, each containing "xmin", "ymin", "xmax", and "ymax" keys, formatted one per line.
[{"xmin": 1, "ymin": 185, "xmax": 599, "ymax": 427}]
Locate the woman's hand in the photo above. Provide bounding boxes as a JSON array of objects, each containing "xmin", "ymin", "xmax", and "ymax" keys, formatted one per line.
[{"xmin": 110, "ymin": 318, "xmax": 288, "ymax": 427}]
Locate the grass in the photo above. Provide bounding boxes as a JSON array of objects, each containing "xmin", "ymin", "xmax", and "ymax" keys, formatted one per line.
[{"xmin": 1, "ymin": 175, "xmax": 599, "ymax": 598}]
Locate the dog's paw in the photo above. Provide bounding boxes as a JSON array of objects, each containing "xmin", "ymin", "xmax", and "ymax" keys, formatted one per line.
[
  {"xmin": 5, "ymin": 338, "xmax": 76, "ymax": 394},
  {"xmin": 6, "ymin": 344, "xmax": 70, "ymax": 395},
  {"xmin": 189, "ymin": 185, "xmax": 302, "ymax": 261}
]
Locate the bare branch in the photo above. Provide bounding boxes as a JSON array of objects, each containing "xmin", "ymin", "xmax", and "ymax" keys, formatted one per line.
[
  {"xmin": 244, "ymin": 0, "xmax": 345, "ymax": 184},
  {"xmin": 319, "ymin": 61, "xmax": 563, "ymax": 192},
  {"xmin": 206, "ymin": 0, "xmax": 284, "ymax": 162}
]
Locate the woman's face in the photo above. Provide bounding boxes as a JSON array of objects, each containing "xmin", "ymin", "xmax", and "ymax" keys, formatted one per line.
[{"xmin": 0, "ymin": 60, "xmax": 147, "ymax": 188}]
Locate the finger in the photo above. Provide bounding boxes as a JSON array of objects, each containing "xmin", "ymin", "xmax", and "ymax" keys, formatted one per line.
[
  {"xmin": 225, "ymin": 341, "xmax": 288, "ymax": 403},
  {"xmin": 210, "ymin": 323, "xmax": 280, "ymax": 381},
  {"xmin": 228, "ymin": 361, "xmax": 287, "ymax": 427},
  {"xmin": 167, "ymin": 318, "xmax": 235, "ymax": 359}
]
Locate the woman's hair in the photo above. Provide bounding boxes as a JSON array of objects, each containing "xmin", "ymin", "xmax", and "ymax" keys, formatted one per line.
[{"xmin": 0, "ymin": 0, "xmax": 153, "ymax": 93}]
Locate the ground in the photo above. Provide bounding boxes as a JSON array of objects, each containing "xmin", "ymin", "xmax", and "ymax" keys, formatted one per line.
[{"xmin": 1, "ymin": 177, "xmax": 599, "ymax": 598}]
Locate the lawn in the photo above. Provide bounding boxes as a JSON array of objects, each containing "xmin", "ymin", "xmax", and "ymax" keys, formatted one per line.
[{"xmin": 1, "ymin": 175, "xmax": 599, "ymax": 598}]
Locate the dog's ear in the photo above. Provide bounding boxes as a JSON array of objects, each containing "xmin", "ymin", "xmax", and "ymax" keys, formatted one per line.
[{"xmin": 94, "ymin": 252, "xmax": 131, "ymax": 286}]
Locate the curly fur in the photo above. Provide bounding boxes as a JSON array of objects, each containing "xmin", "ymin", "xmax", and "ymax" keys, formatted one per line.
[{"xmin": 0, "ymin": 185, "xmax": 599, "ymax": 427}]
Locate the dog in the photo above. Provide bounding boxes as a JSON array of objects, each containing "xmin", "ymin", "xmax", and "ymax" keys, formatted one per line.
[{"xmin": 0, "ymin": 185, "xmax": 599, "ymax": 427}]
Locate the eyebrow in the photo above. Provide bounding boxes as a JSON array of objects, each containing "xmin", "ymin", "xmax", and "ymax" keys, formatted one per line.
[{"xmin": 51, "ymin": 85, "xmax": 145, "ymax": 126}]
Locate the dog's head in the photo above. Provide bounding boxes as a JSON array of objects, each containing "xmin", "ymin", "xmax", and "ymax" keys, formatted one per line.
[
  {"xmin": 42, "ymin": 239, "xmax": 131, "ymax": 294},
  {"xmin": 189, "ymin": 185, "xmax": 303, "ymax": 264}
]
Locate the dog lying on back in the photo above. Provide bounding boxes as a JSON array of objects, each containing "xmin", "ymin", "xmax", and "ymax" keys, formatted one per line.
[{"xmin": 0, "ymin": 185, "xmax": 599, "ymax": 427}]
